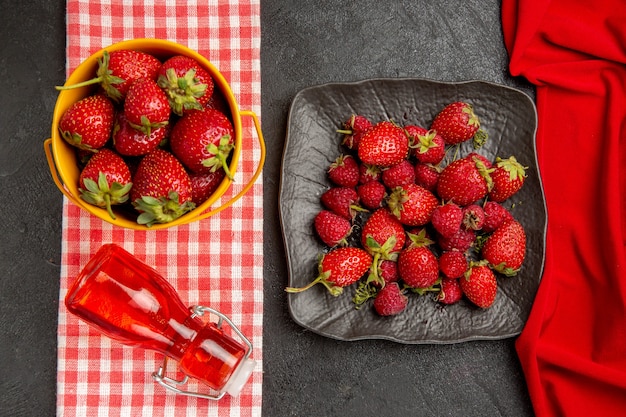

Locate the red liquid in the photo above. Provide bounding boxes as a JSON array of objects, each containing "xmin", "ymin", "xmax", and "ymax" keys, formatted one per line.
[{"xmin": 65, "ymin": 244, "xmax": 246, "ymax": 391}]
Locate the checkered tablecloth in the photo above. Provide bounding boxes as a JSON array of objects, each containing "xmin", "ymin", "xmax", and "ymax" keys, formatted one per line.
[{"xmin": 56, "ymin": 1, "xmax": 263, "ymax": 416}]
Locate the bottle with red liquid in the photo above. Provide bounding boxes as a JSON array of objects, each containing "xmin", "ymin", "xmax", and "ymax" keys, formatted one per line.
[{"xmin": 65, "ymin": 243, "xmax": 256, "ymax": 399}]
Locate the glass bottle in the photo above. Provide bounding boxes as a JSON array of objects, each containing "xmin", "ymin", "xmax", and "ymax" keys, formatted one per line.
[{"xmin": 64, "ymin": 243, "xmax": 255, "ymax": 399}]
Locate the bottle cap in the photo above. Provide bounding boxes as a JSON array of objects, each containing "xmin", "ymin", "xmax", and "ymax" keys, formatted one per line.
[{"xmin": 222, "ymin": 358, "xmax": 256, "ymax": 397}]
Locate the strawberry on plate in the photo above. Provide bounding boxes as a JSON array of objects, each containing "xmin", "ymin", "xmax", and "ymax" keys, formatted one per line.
[
  {"xmin": 58, "ymin": 94, "xmax": 115, "ymax": 151},
  {"xmin": 481, "ymin": 219, "xmax": 527, "ymax": 276},
  {"xmin": 78, "ymin": 148, "xmax": 132, "ymax": 220},
  {"xmin": 361, "ymin": 208, "xmax": 406, "ymax": 260},
  {"xmin": 285, "ymin": 247, "xmax": 372, "ymax": 296},
  {"xmin": 56, "ymin": 50, "xmax": 162, "ymax": 102},
  {"xmin": 314, "ymin": 210, "xmax": 352, "ymax": 247},
  {"xmin": 357, "ymin": 121, "xmax": 409, "ymax": 167},
  {"xmin": 131, "ymin": 148, "xmax": 195, "ymax": 226},
  {"xmin": 398, "ymin": 236, "xmax": 439, "ymax": 289},
  {"xmin": 430, "ymin": 101, "xmax": 487, "ymax": 147},
  {"xmin": 337, "ymin": 114, "xmax": 372, "ymax": 151},
  {"xmin": 381, "ymin": 159, "xmax": 415, "ymax": 189},
  {"xmin": 170, "ymin": 108, "xmax": 235, "ymax": 179},
  {"xmin": 436, "ymin": 277, "xmax": 463, "ymax": 305},
  {"xmin": 482, "ymin": 201, "xmax": 514, "ymax": 233},
  {"xmin": 488, "ymin": 156, "xmax": 527, "ymax": 202},
  {"xmin": 405, "ymin": 125, "xmax": 446, "ymax": 165},
  {"xmin": 357, "ymin": 180, "xmax": 386, "ymax": 210},
  {"xmin": 328, "ymin": 154, "xmax": 360, "ymax": 188},
  {"xmin": 124, "ymin": 78, "xmax": 171, "ymax": 136},
  {"xmin": 373, "ymin": 282, "xmax": 408, "ymax": 316},
  {"xmin": 157, "ymin": 55, "xmax": 215, "ymax": 116},
  {"xmin": 431, "ymin": 202, "xmax": 463, "ymax": 238},
  {"xmin": 436, "ymin": 154, "xmax": 493, "ymax": 206},
  {"xmin": 460, "ymin": 262, "xmax": 498, "ymax": 308},
  {"xmin": 320, "ymin": 187, "xmax": 363, "ymax": 220},
  {"xmin": 387, "ymin": 183, "xmax": 439, "ymax": 227}
]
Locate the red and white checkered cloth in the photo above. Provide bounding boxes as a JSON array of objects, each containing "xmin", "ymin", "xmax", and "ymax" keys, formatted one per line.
[{"xmin": 56, "ymin": 1, "xmax": 263, "ymax": 416}]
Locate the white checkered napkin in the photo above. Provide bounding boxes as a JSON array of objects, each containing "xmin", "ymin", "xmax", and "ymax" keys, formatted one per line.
[{"xmin": 57, "ymin": 1, "xmax": 263, "ymax": 416}]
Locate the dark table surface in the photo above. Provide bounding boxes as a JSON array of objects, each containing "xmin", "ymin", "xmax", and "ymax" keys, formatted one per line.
[{"xmin": 1, "ymin": 1, "xmax": 536, "ymax": 416}]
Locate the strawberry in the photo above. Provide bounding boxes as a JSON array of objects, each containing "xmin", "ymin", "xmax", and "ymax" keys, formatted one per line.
[
  {"xmin": 378, "ymin": 260, "xmax": 399, "ymax": 285},
  {"xmin": 460, "ymin": 262, "xmax": 497, "ymax": 308},
  {"xmin": 358, "ymin": 163, "xmax": 381, "ymax": 184},
  {"xmin": 78, "ymin": 148, "xmax": 132, "ymax": 220},
  {"xmin": 357, "ymin": 121, "xmax": 409, "ymax": 167},
  {"xmin": 387, "ymin": 183, "xmax": 438, "ymax": 226},
  {"xmin": 373, "ymin": 282, "xmax": 408, "ymax": 316},
  {"xmin": 130, "ymin": 149, "xmax": 194, "ymax": 226},
  {"xmin": 58, "ymin": 94, "xmax": 115, "ymax": 151},
  {"xmin": 405, "ymin": 125, "xmax": 446, "ymax": 165},
  {"xmin": 357, "ymin": 180, "xmax": 386, "ymax": 210},
  {"xmin": 398, "ymin": 242, "xmax": 439, "ymax": 289},
  {"xmin": 337, "ymin": 114, "xmax": 372, "ymax": 150},
  {"xmin": 431, "ymin": 202, "xmax": 463, "ymax": 238},
  {"xmin": 461, "ymin": 204, "xmax": 485, "ymax": 231},
  {"xmin": 314, "ymin": 210, "xmax": 352, "ymax": 247},
  {"xmin": 361, "ymin": 208, "xmax": 406, "ymax": 260},
  {"xmin": 190, "ymin": 168, "xmax": 226, "ymax": 206},
  {"xmin": 438, "ymin": 250, "xmax": 468, "ymax": 279},
  {"xmin": 124, "ymin": 78, "xmax": 171, "ymax": 136},
  {"xmin": 112, "ymin": 111, "xmax": 167, "ymax": 156},
  {"xmin": 328, "ymin": 154, "xmax": 360, "ymax": 188},
  {"xmin": 482, "ymin": 201, "xmax": 514, "ymax": 233},
  {"xmin": 320, "ymin": 187, "xmax": 363, "ymax": 220},
  {"xmin": 56, "ymin": 50, "xmax": 162, "ymax": 102},
  {"xmin": 436, "ymin": 278, "xmax": 463, "ymax": 305},
  {"xmin": 414, "ymin": 163, "xmax": 440, "ymax": 191},
  {"xmin": 436, "ymin": 154, "xmax": 493, "ymax": 206},
  {"xmin": 481, "ymin": 219, "xmax": 526, "ymax": 276},
  {"xmin": 381, "ymin": 159, "xmax": 415, "ymax": 189},
  {"xmin": 157, "ymin": 55, "xmax": 215, "ymax": 116},
  {"xmin": 285, "ymin": 247, "xmax": 372, "ymax": 296},
  {"xmin": 170, "ymin": 108, "xmax": 235, "ymax": 178},
  {"xmin": 488, "ymin": 156, "xmax": 527, "ymax": 202},
  {"xmin": 430, "ymin": 101, "xmax": 487, "ymax": 147},
  {"xmin": 437, "ymin": 227, "xmax": 476, "ymax": 252}
]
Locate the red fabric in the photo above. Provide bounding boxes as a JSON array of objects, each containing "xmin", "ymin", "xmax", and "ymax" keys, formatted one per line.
[
  {"xmin": 57, "ymin": 1, "xmax": 263, "ymax": 416},
  {"xmin": 502, "ymin": 1, "xmax": 626, "ymax": 416}
]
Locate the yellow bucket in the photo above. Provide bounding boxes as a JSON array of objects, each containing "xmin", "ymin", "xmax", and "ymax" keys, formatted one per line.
[{"xmin": 44, "ymin": 39, "xmax": 265, "ymax": 230}]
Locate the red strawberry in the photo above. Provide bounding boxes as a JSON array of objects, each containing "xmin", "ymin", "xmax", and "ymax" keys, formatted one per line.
[
  {"xmin": 462, "ymin": 204, "xmax": 485, "ymax": 231},
  {"xmin": 337, "ymin": 114, "xmax": 372, "ymax": 150},
  {"xmin": 358, "ymin": 163, "xmax": 381, "ymax": 184},
  {"xmin": 482, "ymin": 201, "xmax": 514, "ymax": 233},
  {"xmin": 460, "ymin": 262, "xmax": 498, "ymax": 308},
  {"xmin": 438, "ymin": 250, "xmax": 468, "ymax": 279},
  {"xmin": 430, "ymin": 101, "xmax": 487, "ymax": 146},
  {"xmin": 414, "ymin": 163, "xmax": 440, "ymax": 191},
  {"xmin": 361, "ymin": 208, "xmax": 406, "ymax": 259},
  {"xmin": 328, "ymin": 154, "xmax": 360, "ymax": 188},
  {"xmin": 314, "ymin": 210, "xmax": 352, "ymax": 247},
  {"xmin": 387, "ymin": 183, "xmax": 438, "ymax": 227},
  {"xmin": 131, "ymin": 149, "xmax": 194, "ymax": 226},
  {"xmin": 357, "ymin": 121, "xmax": 409, "ymax": 167},
  {"xmin": 405, "ymin": 125, "xmax": 446, "ymax": 165},
  {"xmin": 58, "ymin": 94, "xmax": 115, "ymax": 151},
  {"xmin": 285, "ymin": 247, "xmax": 372, "ymax": 296},
  {"xmin": 170, "ymin": 108, "xmax": 235, "ymax": 178},
  {"xmin": 379, "ymin": 260, "xmax": 399, "ymax": 285},
  {"xmin": 373, "ymin": 282, "xmax": 408, "ymax": 316},
  {"xmin": 488, "ymin": 156, "xmax": 527, "ymax": 202},
  {"xmin": 321, "ymin": 187, "xmax": 363, "ymax": 220},
  {"xmin": 436, "ymin": 278, "xmax": 463, "ymax": 305},
  {"xmin": 481, "ymin": 219, "xmax": 527, "ymax": 276},
  {"xmin": 431, "ymin": 202, "xmax": 463, "ymax": 238},
  {"xmin": 157, "ymin": 55, "xmax": 215, "ymax": 116},
  {"xmin": 189, "ymin": 169, "xmax": 226, "ymax": 206},
  {"xmin": 436, "ymin": 154, "xmax": 493, "ymax": 206},
  {"xmin": 56, "ymin": 50, "xmax": 162, "ymax": 102},
  {"xmin": 357, "ymin": 180, "xmax": 386, "ymax": 210},
  {"xmin": 381, "ymin": 159, "xmax": 415, "ymax": 189},
  {"xmin": 78, "ymin": 148, "xmax": 132, "ymax": 220},
  {"xmin": 124, "ymin": 78, "xmax": 171, "ymax": 136},
  {"xmin": 112, "ymin": 111, "xmax": 167, "ymax": 156},
  {"xmin": 398, "ymin": 243, "xmax": 439, "ymax": 289},
  {"xmin": 437, "ymin": 227, "xmax": 476, "ymax": 252}
]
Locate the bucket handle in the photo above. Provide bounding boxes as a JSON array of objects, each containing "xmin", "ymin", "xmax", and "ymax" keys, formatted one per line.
[
  {"xmin": 187, "ymin": 109, "xmax": 266, "ymax": 222},
  {"xmin": 43, "ymin": 138, "xmax": 83, "ymax": 207}
]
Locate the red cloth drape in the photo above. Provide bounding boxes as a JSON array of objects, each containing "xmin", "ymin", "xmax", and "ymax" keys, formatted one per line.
[{"xmin": 501, "ymin": 1, "xmax": 626, "ymax": 416}]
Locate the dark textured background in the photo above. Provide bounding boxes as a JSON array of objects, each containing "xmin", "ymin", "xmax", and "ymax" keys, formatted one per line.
[{"xmin": 0, "ymin": 0, "xmax": 535, "ymax": 416}]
